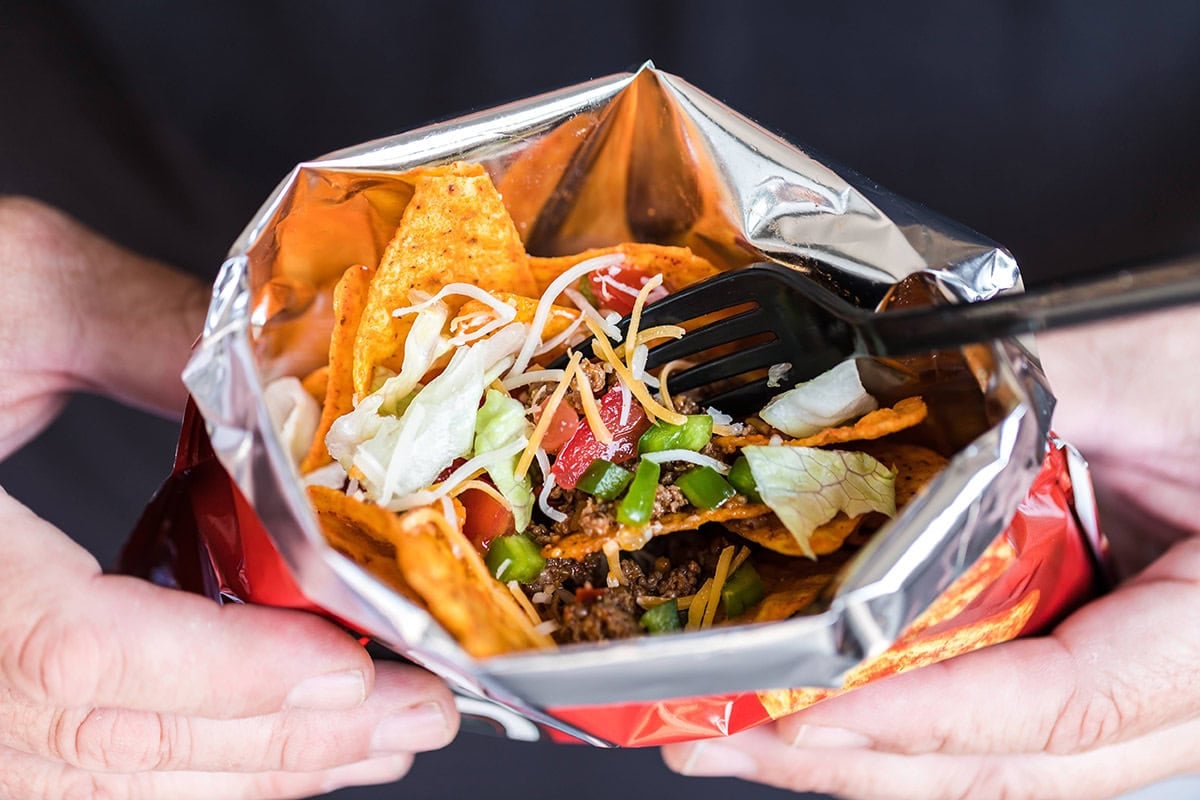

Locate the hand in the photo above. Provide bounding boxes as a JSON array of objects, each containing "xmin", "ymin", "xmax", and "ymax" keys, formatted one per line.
[
  {"xmin": 0, "ymin": 198, "xmax": 458, "ymax": 799},
  {"xmin": 663, "ymin": 307, "xmax": 1200, "ymax": 800}
]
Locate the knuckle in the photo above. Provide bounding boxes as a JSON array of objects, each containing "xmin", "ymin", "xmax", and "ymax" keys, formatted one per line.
[
  {"xmin": 50, "ymin": 707, "xmax": 173, "ymax": 772},
  {"xmin": 1046, "ymin": 677, "xmax": 1134, "ymax": 753},
  {"xmin": 0, "ymin": 611, "xmax": 111, "ymax": 706}
]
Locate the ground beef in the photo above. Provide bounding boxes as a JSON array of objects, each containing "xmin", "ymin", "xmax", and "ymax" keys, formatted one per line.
[
  {"xmin": 550, "ymin": 495, "xmax": 615, "ymax": 539},
  {"xmin": 563, "ymin": 359, "xmax": 611, "ymax": 414},
  {"xmin": 554, "ymin": 587, "xmax": 642, "ymax": 643},
  {"xmin": 673, "ymin": 393, "xmax": 702, "ymax": 415},
  {"xmin": 532, "ymin": 554, "xmax": 607, "ymax": 596},
  {"xmin": 652, "ymin": 484, "xmax": 688, "ymax": 516}
]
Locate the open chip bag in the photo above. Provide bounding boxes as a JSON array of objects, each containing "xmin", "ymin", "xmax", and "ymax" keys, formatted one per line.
[{"xmin": 120, "ymin": 65, "xmax": 1107, "ymax": 747}]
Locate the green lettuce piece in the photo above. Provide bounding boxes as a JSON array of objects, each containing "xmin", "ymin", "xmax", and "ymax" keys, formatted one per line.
[
  {"xmin": 474, "ymin": 389, "xmax": 534, "ymax": 532},
  {"xmin": 742, "ymin": 446, "xmax": 896, "ymax": 558}
]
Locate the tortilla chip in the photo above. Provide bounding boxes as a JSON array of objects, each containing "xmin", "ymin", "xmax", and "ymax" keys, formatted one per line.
[
  {"xmin": 352, "ymin": 162, "xmax": 537, "ymax": 397},
  {"xmin": 712, "ymin": 397, "xmax": 928, "ymax": 453},
  {"xmin": 300, "ymin": 264, "xmax": 376, "ymax": 473},
  {"xmin": 858, "ymin": 442, "xmax": 948, "ymax": 506},
  {"xmin": 454, "ymin": 292, "xmax": 579, "ymax": 344},
  {"xmin": 542, "ymin": 502, "xmax": 773, "ymax": 559},
  {"xmin": 300, "ymin": 365, "xmax": 329, "ymax": 403},
  {"xmin": 726, "ymin": 513, "xmax": 863, "ymax": 557},
  {"xmin": 308, "ymin": 487, "xmax": 553, "ymax": 657},
  {"xmin": 529, "ymin": 243, "xmax": 719, "ymax": 295}
]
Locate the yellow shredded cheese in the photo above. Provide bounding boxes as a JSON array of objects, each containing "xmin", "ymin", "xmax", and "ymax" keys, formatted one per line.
[
  {"xmin": 586, "ymin": 319, "xmax": 687, "ymax": 426},
  {"xmin": 450, "ymin": 479, "xmax": 511, "ymax": 508},
  {"xmin": 573, "ymin": 360, "xmax": 613, "ymax": 444},
  {"xmin": 624, "ymin": 273, "xmax": 665, "ymax": 366},
  {"xmin": 515, "ymin": 351, "xmax": 581, "ymax": 479},
  {"xmin": 730, "ymin": 546, "xmax": 752, "ymax": 575},
  {"xmin": 702, "ymin": 546, "xmax": 736, "ymax": 629},
  {"xmin": 635, "ymin": 324, "xmax": 686, "ymax": 347},
  {"xmin": 686, "ymin": 578, "xmax": 714, "ymax": 632},
  {"xmin": 602, "ymin": 539, "xmax": 626, "ymax": 587},
  {"xmin": 656, "ymin": 359, "xmax": 688, "ymax": 416},
  {"xmin": 507, "ymin": 580, "xmax": 543, "ymax": 627},
  {"xmin": 640, "ymin": 595, "xmax": 695, "ymax": 611}
]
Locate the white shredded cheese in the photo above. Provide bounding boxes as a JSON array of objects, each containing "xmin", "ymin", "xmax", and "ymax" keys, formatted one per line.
[
  {"xmin": 640, "ymin": 449, "xmax": 732, "ymax": 474},
  {"xmin": 530, "ymin": 591, "xmax": 551, "ymax": 605},
  {"xmin": 618, "ymin": 380, "xmax": 632, "ymax": 426},
  {"xmin": 769, "ymin": 434, "xmax": 784, "ymax": 447},
  {"xmin": 563, "ymin": 287, "xmax": 621, "ymax": 341},
  {"xmin": 767, "ymin": 362, "xmax": 792, "ymax": 388},
  {"xmin": 393, "ymin": 283, "xmax": 517, "ymax": 321},
  {"xmin": 706, "ymin": 406, "xmax": 733, "ymax": 426},
  {"xmin": 502, "ymin": 369, "xmax": 567, "ymax": 391},
  {"xmin": 534, "ymin": 620, "xmax": 559, "ymax": 636},
  {"xmin": 533, "ymin": 311, "xmax": 586, "ymax": 357},
  {"xmin": 537, "ymin": 462, "xmax": 566, "ymax": 523},
  {"xmin": 507, "ymin": 253, "xmax": 625, "ymax": 379}
]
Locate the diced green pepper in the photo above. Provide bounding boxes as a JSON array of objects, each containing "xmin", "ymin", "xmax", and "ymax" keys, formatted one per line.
[
  {"xmin": 675, "ymin": 466, "xmax": 736, "ymax": 510},
  {"xmin": 639, "ymin": 599, "xmax": 682, "ymax": 634},
  {"xmin": 575, "ymin": 458, "xmax": 635, "ymax": 500},
  {"xmin": 637, "ymin": 415, "xmax": 714, "ymax": 454},
  {"xmin": 721, "ymin": 563, "xmax": 766, "ymax": 618},
  {"xmin": 616, "ymin": 459, "xmax": 661, "ymax": 526},
  {"xmin": 728, "ymin": 455, "xmax": 762, "ymax": 503},
  {"xmin": 578, "ymin": 275, "xmax": 599, "ymax": 307},
  {"xmin": 485, "ymin": 534, "xmax": 546, "ymax": 584}
]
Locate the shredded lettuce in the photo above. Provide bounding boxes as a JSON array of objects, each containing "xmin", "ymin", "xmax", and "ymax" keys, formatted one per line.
[
  {"xmin": 474, "ymin": 389, "xmax": 534, "ymax": 531},
  {"xmin": 263, "ymin": 376, "xmax": 320, "ymax": 466},
  {"xmin": 325, "ymin": 323, "xmax": 527, "ymax": 503},
  {"xmin": 759, "ymin": 360, "xmax": 877, "ymax": 438},
  {"xmin": 742, "ymin": 446, "xmax": 896, "ymax": 558}
]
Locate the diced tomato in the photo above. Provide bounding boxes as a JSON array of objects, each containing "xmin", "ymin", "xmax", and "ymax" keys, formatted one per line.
[
  {"xmin": 551, "ymin": 386, "xmax": 650, "ymax": 489},
  {"xmin": 584, "ymin": 263, "xmax": 669, "ymax": 317},
  {"xmin": 459, "ymin": 488, "xmax": 514, "ymax": 551},
  {"xmin": 435, "ymin": 458, "xmax": 467, "ymax": 483},
  {"xmin": 574, "ymin": 587, "xmax": 607, "ymax": 604},
  {"xmin": 538, "ymin": 401, "xmax": 581, "ymax": 455}
]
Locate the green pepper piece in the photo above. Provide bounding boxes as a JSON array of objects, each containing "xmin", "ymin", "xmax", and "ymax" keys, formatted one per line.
[
  {"xmin": 675, "ymin": 466, "xmax": 736, "ymax": 510},
  {"xmin": 721, "ymin": 563, "xmax": 766, "ymax": 618},
  {"xmin": 485, "ymin": 534, "xmax": 546, "ymax": 584},
  {"xmin": 637, "ymin": 415, "xmax": 714, "ymax": 454},
  {"xmin": 639, "ymin": 599, "xmax": 682, "ymax": 634},
  {"xmin": 616, "ymin": 459, "xmax": 661, "ymax": 526},
  {"xmin": 728, "ymin": 455, "xmax": 762, "ymax": 503},
  {"xmin": 577, "ymin": 274, "xmax": 599, "ymax": 307},
  {"xmin": 575, "ymin": 458, "xmax": 635, "ymax": 500}
]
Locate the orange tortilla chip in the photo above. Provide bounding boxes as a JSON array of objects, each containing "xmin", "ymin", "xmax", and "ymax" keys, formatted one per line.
[
  {"xmin": 300, "ymin": 365, "xmax": 329, "ymax": 403},
  {"xmin": 858, "ymin": 442, "xmax": 948, "ymax": 507},
  {"xmin": 713, "ymin": 397, "xmax": 928, "ymax": 453},
  {"xmin": 727, "ymin": 513, "xmax": 863, "ymax": 558},
  {"xmin": 542, "ymin": 502, "xmax": 772, "ymax": 559},
  {"xmin": 529, "ymin": 243, "xmax": 719, "ymax": 295},
  {"xmin": 308, "ymin": 487, "xmax": 553, "ymax": 657},
  {"xmin": 352, "ymin": 162, "xmax": 537, "ymax": 397},
  {"xmin": 455, "ymin": 292, "xmax": 579, "ymax": 344},
  {"xmin": 300, "ymin": 263, "xmax": 375, "ymax": 474}
]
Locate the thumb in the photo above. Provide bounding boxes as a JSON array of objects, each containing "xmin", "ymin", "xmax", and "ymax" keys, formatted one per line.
[{"xmin": 0, "ymin": 197, "xmax": 209, "ymax": 416}]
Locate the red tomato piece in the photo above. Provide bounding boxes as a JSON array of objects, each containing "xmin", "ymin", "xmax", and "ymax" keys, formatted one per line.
[
  {"xmin": 551, "ymin": 386, "xmax": 650, "ymax": 489},
  {"xmin": 574, "ymin": 587, "xmax": 608, "ymax": 604},
  {"xmin": 459, "ymin": 488, "xmax": 515, "ymax": 551},
  {"xmin": 585, "ymin": 264, "xmax": 668, "ymax": 317},
  {"xmin": 538, "ymin": 401, "xmax": 581, "ymax": 455}
]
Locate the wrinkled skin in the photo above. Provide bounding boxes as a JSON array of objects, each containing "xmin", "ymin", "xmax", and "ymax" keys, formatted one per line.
[
  {"xmin": 0, "ymin": 198, "xmax": 458, "ymax": 800},
  {"xmin": 663, "ymin": 303, "xmax": 1200, "ymax": 799}
]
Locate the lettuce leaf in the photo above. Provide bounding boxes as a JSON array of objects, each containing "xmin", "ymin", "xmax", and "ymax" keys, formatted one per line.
[
  {"xmin": 474, "ymin": 389, "xmax": 534, "ymax": 532},
  {"xmin": 759, "ymin": 360, "xmax": 877, "ymax": 438},
  {"xmin": 742, "ymin": 445, "xmax": 896, "ymax": 558}
]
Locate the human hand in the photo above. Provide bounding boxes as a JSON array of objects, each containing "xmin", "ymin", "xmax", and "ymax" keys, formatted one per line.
[
  {"xmin": 0, "ymin": 198, "xmax": 458, "ymax": 799},
  {"xmin": 663, "ymin": 306, "xmax": 1200, "ymax": 799}
]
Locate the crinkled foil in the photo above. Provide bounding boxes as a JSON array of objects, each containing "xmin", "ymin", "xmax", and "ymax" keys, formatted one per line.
[{"xmin": 180, "ymin": 64, "xmax": 1101, "ymax": 743}]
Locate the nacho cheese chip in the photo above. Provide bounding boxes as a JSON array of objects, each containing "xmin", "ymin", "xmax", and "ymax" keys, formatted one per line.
[
  {"xmin": 529, "ymin": 242, "xmax": 719, "ymax": 295},
  {"xmin": 352, "ymin": 162, "xmax": 537, "ymax": 397},
  {"xmin": 713, "ymin": 396, "xmax": 928, "ymax": 452}
]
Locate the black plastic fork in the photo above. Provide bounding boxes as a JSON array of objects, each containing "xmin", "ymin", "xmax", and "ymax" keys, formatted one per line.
[{"xmin": 554, "ymin": 255, "xmax": 1200, "ymax": 414}]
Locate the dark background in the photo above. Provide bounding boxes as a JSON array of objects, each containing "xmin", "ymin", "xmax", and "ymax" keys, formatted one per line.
[{"xmin": 2, "ymin": 2, "xmax": 1199, "ymax": 799}]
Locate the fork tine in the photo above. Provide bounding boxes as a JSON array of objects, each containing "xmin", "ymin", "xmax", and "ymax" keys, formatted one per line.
[
  {"xmin": 703, "ymin": 377, "xmax": 773, "ymax": 416},
  {"xmin": 642, "ymin": 307, "xmax": 775, "ymax": 369},
  {"xmin": 665, "ymin": 340, "xmax": 786, "ymax": 394},
  {"xmin": 635, "ymin": 269, "xmax": 773, "ymax": 329}
]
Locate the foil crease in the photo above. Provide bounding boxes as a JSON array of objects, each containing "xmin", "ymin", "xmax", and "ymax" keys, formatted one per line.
[{"xmin": 183, "ymin": 64, "xmax": 1076, "ymax": 714}]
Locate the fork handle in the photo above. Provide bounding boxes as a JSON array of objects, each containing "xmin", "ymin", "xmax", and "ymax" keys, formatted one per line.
[{"xmin": 866, "ymin": 254, "xmax": 1200, "ymax": 356}]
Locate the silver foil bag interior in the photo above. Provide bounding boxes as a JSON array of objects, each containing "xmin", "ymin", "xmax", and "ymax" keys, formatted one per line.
[{"xmin": 183, "ymin": 64, "xmax": 1066, "ymax": 731}]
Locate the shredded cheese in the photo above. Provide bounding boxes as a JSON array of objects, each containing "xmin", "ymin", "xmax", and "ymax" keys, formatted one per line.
[
  {"xmin": 618, "ymin": 379, "xmax": 632, "ymax": 426},
  {"xmin": 640, "ymin": 449, "xmax": 731, "ymax": 474},
  {"xmin": 450, "ymin": 479, "xmax": 511, "ymax": 508},
  {"xmin": 507, "ymin": 580, "xmax": 543, "ymax": 627},
  {"xmin": 515, "ymin": 351, "xmax": 581, "ymax": 480},
  {"xmin": 624, "ymin": 273, "xmax": 665, "ymax": 366},
  {"xmin": 602, "ymin": 539, "xmax": 626, "ymax": 588},
  {"xmin": 730, "ymin": 545, "xmax": 752, "ymax": 575},
  {"xmin": 702, "ymin": 546, "xmax": 736, "ymax": 629},
  {"xmin": 563, "ymin": 287, "xmax": 622, "ymax": 341},
  {"xmin": 635, "ymin": 324, "xmax": 686, "ymax": 347},
  {"xmin": 585, "ymin": 319, "xmax": 686, "ymax": 425},
  {"xmin": 533, "ymin": 311, "xmax": 586, "ymax": 357},
  {"xmin": 707, "ymin": 406, "xmax": 740, "ymax": 436},
  {"xmin": 656, "ymin": 359, "xmax": 687, "ymax": 416},
  {"xmin": 393, "ymin": 283, "xmax": 517, "ymax": 321},
  {"xmin": 537, "ymin": 461, "xmax": 566, "ymax": 523},
  {"xmin": 573, "ymin": 360, "xmax": 612, "ymax": 444},
  {"xmin": 507, "ymin": 253, "xmax": 625, "ymax": 378},
  {"xmin": 533, "ymin": 620, "xmax": 559, "ymax": 636},
  {"xmin": 686, "ymin": 578, "xmax": 714, "ymax": 632},
  {"xmin": 502, "ymin": 368, "xmax": 566, "ymax": 391}
]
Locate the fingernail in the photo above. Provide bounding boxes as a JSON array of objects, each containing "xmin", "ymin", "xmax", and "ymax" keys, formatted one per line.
[
  {"xmin": 789, "ymin": 724, "xmax": 874, "ymax": 749},
  {"xmin": 321, "ymin": 754, "xmax": 413, "ymax": 793},
  {"xmin": 678, "ymin": 742, "xmax": 757, "ymax": 777},
  {"xmin": 370, "ymin": 702, "xmax": 450, "ymax": 755},
  {"xmin": 285, "ymin": 670, "xmax": 367, "ymax": 711}
]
